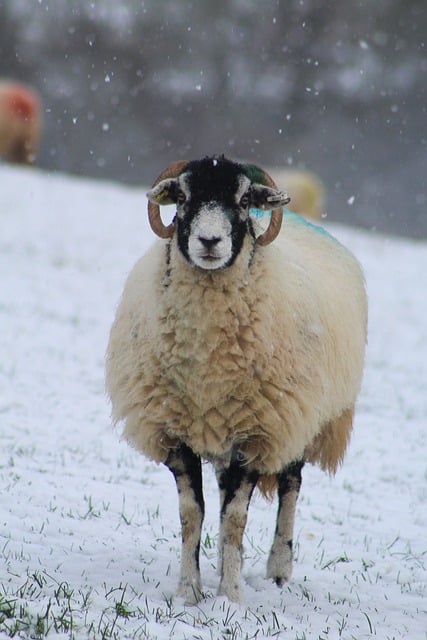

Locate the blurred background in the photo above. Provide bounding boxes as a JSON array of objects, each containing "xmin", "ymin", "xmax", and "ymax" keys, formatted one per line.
[{"xmin": 0, "ymin": 0, "xmax": 425, "ymax": 236}]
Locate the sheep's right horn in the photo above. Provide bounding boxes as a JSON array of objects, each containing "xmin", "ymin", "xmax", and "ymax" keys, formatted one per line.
[{"xmin": 148, "ymin": 160, "xmax": 188, "ymax": 238}]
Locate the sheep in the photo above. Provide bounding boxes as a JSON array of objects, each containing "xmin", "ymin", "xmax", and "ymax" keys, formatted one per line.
[
  {"xmin": 106, "ymin": 155, "xmax": 367, "ymax": 604},
  {"xmin": 0, "ymin": 81, "xmax": 41, "ymax": 164},
  {"xmin": 267, "ymin": 167, "xmax": 325, "ymax": 219}
]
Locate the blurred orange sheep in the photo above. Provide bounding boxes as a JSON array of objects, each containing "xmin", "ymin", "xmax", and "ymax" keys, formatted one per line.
[{"xmin": 0, "ymin": 81, "xmax": 41, "ymax": 164}]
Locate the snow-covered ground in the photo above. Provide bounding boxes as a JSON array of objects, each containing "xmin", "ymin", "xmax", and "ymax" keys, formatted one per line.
[{"xmin": 0, "ymin": 165, "xmax": 425, "ymax": 639}]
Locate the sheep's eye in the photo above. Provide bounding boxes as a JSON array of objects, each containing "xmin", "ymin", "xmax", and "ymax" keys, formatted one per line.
[
  {"xmin": 177, "ymin": 190, "xmax": 186, "ymax": 205},
  {"xmin": 240, "ymin": 194, "xmax": 250, "ymax": 208}
]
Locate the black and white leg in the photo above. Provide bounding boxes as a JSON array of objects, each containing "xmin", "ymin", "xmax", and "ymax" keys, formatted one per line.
[
  {"xmin": 165, "ymin": 444, "xmax": 205, "ymax": 603},
  {"xmin": 267, "ymin": 460, "xmax": 304, "ymax": 586},
  {"xmin": 214, "ymin": 466, "xmax": 226, "ymax": 576},
  {"xmin": 216, "ymin": 457, "xmax": 259, "ymax": 602}
]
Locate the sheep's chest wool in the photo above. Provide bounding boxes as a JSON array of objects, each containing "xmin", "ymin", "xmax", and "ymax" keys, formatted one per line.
[{"xmin": 155, "ymin": 238, "xmax": 285, "ymax": 467}]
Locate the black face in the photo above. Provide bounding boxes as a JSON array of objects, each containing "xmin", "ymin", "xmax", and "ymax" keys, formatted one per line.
[{"xmin": 175, "ymin": 156, "xmax": 253, "ymax": 270}]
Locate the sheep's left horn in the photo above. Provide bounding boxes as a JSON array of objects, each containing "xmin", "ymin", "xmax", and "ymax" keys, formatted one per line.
[
  {"xmin": 244, "ymin": 164, "xmax": 284, "ymax": 246},
  {"xmin": 148, "ymin": 160, "xmax": 188, "ymax": 238},
  {"xmin": 253, "ymin": 168, "xmax": 283, "ymax": 246}
]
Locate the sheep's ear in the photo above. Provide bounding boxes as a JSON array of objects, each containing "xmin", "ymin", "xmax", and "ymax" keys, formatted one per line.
[
  {"xmin": 146, "ymin": 178, "xmax": 178, "ymax": 205},
  {"xmin": 251, "ymin": 183, "xmax": 291, "ymax": 210}
]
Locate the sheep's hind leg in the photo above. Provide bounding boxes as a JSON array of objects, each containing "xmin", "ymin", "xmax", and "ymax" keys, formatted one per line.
[
  {"xmin": 165, "ymin": 444, "xmax": 205, "ymax": 603},
  {"xmin": 216, "ymin": 457, "xmax": 259, "ymax": 602},
  {"xmin": 267, "ymin": 460, "xmax": 304, "ymax": 586}
]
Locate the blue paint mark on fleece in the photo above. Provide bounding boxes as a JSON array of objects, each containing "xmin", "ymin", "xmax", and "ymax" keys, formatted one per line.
[
  {"xmin": 282, "ymin": 210, "xmax": 332, "ymax": 238},
  {"xmin": 249, "ymin": 208, "xmax": 332, "ymax": 238}
]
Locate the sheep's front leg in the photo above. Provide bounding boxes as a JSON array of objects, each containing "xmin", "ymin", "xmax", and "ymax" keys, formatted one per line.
[
  {"xmin": 216, "ymin": 459, "xmax": 259, "ymax": 602},
  {"xmin": 165, "ymin": 444, "xmax": 204, "ymax": 603},
  {"xmin": 267, "ymin": 460, "xmax": 304, "ymax": 586}
]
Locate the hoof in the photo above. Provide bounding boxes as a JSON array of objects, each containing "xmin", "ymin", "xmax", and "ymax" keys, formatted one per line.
[
  {"xmin": 176, "ymin": 580, "xmax": 203, "ymax": 604},
  {"xmin": 266, "ymin": 549, "xmax": 293, "ymax": 586},
  {"xmin": 217, "ymin": 580, "xmax": 242, "ymax": 604}
]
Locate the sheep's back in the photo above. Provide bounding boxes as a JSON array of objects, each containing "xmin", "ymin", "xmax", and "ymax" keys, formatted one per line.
[{"xmin": 273, "ymin": 214, "xmax": 367, "ymax": 413}]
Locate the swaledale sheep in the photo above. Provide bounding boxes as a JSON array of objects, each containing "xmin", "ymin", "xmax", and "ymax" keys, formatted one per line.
[
  {"xmin": 0, "ymin": 81, "xmax": 41, "ymax": 164},
  {"xmin": 106, "ymin": 155, "xmax": 367, "ymax": 604}
]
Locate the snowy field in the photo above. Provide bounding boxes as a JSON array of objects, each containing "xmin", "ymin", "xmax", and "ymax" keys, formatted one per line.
[{"xmin": 0, "ymin": 165, "xmax": 426, "ymax": 639}]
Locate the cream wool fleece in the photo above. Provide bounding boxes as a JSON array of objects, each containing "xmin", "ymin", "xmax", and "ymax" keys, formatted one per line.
[{"xmin": 106, "ymin": 214, "xmax": 367, "ymax": 477}]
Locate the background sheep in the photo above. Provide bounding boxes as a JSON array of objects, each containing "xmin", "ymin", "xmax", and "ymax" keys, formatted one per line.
[
  {"xmin": 0, "ymin": 80, "xmax": 41, "ymax": 164},
  {"xmin": 106, "ymin": 156, "xmax": 367, "ymax": 604},
  {"xmin": 267, "ymin": 167, "xmax": 325, "ymax": 219}
]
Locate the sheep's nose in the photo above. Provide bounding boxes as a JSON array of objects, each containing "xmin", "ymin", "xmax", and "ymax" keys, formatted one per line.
[{"xmin": 199, "ymin": 236, "xmax": 221, "ymax": 249}]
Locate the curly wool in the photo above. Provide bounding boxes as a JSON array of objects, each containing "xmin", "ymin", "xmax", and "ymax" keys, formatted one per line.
[{"xmin": 106, "ymin": 214, "xmax": 367, "ymax": 477}]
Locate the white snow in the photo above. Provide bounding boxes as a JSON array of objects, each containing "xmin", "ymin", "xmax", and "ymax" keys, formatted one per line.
[{"xmin": 0, "ymin": 165, "xmax": 426, "ymax": 639}]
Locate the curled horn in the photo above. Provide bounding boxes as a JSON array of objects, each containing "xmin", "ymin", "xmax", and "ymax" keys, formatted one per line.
[
  {"xmin": 148, "ymin": 160, "xmax": 188, "ymax": 238},
  {"xmin": 252, "ymin": 167, "xmax": 284, "ymax": 246}
]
